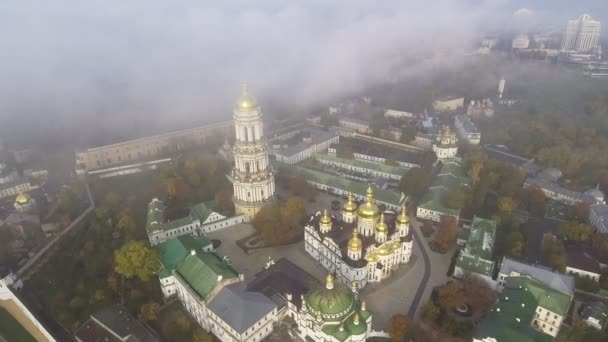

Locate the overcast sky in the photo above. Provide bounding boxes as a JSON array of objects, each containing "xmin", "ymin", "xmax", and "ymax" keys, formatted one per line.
[{"xmin": 0, "ymin": 0, "xmax": 605, "ymax": 146}]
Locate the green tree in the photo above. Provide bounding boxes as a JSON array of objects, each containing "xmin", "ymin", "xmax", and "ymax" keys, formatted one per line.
[
  {"xmin": 592, "ymin": 233, "xmax": 608, "ymax": 263},
  {"xmin": 505, "ymin": 231, "xmax": 525, "ymax": 259},
  {"xmin": 138, "ymin": 302, "xmax": 161, "ymax": 321},
  {"xmin": 116, "ymin": 212, "xmax": 137, "ymax": 240},
  {"xmin": 437, "ymin": 281, "xmax": 466, "ymax": 309},
  {"xmin": 467, "ymin": 160, "xmax": 484, "ymax": 185},
  {"xmin": 540, "ymin": 233, "xmax": 566, "ymax": 272},
  {"xmin": 192, "ymin": 328, "xmax": 213, "ymax": 342},
  {"xmin": 399, "ymin": 167, "xmax": 429, "ymax": 197},
  {"xmin": 527, "ymin": 187, "xmax": 546, "ymax": 217},
  {"xmin": 557, "ymin": 221, "xmax": 592, "ymax": 242},
  {"xmin": 114, "ymin": 241, "xmax": 160, "ymax": 282},
  {"xmin": 387, "ymin": 314, "xmax": 412, "ymax": 342},
  {"xmin": 214, "ymin": 188, "xmax": 234, "ymax": 214},
  {"xmin": 421, "ymin": 301, "xmax": 440, "ymax": 322},
  {"xmin": 399, "ymin": 125, "xmax": 417, "ymax": 143},
  {"xmin": 281, "ymin": 196, "xmax": 305, "ymax": 230},
  {"xmin": 58, "ymin": 186, "xmax": 79, "ymax": 214},
  {"xmin": 568, "ymin": 202, "xmax": 590, "ymax": 223},
  {"xmin": 568, "ymin": 320, "xmax": 602, "ymax": 341}
]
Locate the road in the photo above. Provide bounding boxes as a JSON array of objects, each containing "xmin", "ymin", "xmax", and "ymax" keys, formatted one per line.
[{"xmin": 408, "ymin": 219, "xmax": 431, "ymax": 317}]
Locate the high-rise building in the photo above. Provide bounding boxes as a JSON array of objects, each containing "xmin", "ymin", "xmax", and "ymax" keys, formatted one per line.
[
  {"xmin": 562, "ymin": 14, "xmax": 601, "ymax": 53},
  {"xmin": 230, "ymin": 83, "xmax": 275, "ymax": 217}
]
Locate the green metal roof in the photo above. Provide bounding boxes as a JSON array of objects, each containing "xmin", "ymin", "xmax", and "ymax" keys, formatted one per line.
[
  {"xmin": 306, "ymin": 284, "xmax": 354, "ymax": 317},
  {"xmin": 465, "ymin": 217, "xmax": 496, "ymax": 259},
  {"xmin": 475, "ymin": 275, "xmax": 571, "ymax": 342},
  {"xmin": 175, "ymin": 253, "xmax": 239, "ymax": 300},
  {"xmin": 146, "ymin": 200, "xmax": 214, "ymax": 233},
  {"xmin": 155, "ymin": 235, "xmax": 213, "ymax": 278},
  {"xmin": 315, "ymin": 153, "xmax": 406, "ymax": 176},
  {"xmin": 418, "ymin": 187, "xmax": 459, "ymax": 216},
  {"xmin": 456, "ymin": 254, "xmax": 495, "ymax": 277},
  {"xmin": 320, "ymin": 311, "xmax": 367, "ymax": 342},
  {"xmin": 273, "ymin": 161, "xmax": 403, "ymax": 206}
]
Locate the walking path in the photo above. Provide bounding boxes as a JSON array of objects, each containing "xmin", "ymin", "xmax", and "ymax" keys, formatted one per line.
[
  {"xmin": 16, "ymin": 183, "xmax": 95, "ymax": 281},
  {"xmin": 408, "ymin": 223, "xmax": 431, "ymax": 317}
]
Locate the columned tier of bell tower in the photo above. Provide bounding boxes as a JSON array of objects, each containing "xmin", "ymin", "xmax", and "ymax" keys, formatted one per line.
[{"xmin": 230, "ymin": 83, "xmax": 275, "ymax": 217}]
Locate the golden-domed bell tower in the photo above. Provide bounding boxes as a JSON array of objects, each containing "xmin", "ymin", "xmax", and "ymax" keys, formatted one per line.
[
  {"xmin": 347, "ymin": 228, "xmax": 363, "ymax": 261},
  {"xmin": 396, "ymin": 207, "xmax": 409, "ymax": 237},
  {"xmin": 375, "ymin": 213, "xmax": 388, "ymax": 243},
  {"xmin": 319, "ymin": 209, "xmax": 332, "ymax": 234},
  {"xmin": 342, "ymin": 192, "xmax": 357, "ymax": 223},
  {"xmin": 357, "ymin": 186, "xmax": 380, "ymax": 237},
  {"xmin": 230, "ymin": 83, "xmax": 275, "ymax": 217}
]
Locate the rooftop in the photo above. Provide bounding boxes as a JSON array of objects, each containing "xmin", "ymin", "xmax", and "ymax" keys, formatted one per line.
[
  {"xmin": 418, "ymin": 161, "xmax": 469, "ymax": 216},
  {"xmin": 155, "ymin": 235, "xmax": 213, "ymax": 278},
  {"xmin": 456, "ymin": 216, "xmax": 497, "ymax": 277},
  {"xmin": 207, "ymin": 283, "xmax": 276, "ymax": 334},
  {"xmin": 566, "ymin": 248, "xmax": 601, "ymax": 274},
  {"xmin": 474, "ymin": 276, "xmax": 566, "ymax": 342},
  {"xmin": 481, "ymin": 144, "xmax": 534, "ymax": 168},
  {"xmin": 273, "ymin": 161, "xmax": 403, "ymax": 206},
  {"xmin": 499, "ymin": 257, "xmax": 575, "ymax": 295},
  {"xmin": 316, "ymin": 153, "xmax": 406, "ymax": 176},
  {"xmin": 331, "ymin": 136, "xmax": 423, "ymax": 165},
  {"xmin": 454, "ymin": 115, "xmax": 479, "ymax": 133},
  {"xmin": 275, "ymin": 128, "xmax": 339, "ymax": 158},
  {"xmin": 81, "ymin": 304, "xmax": 158, "ymax": 342},
  {"xmin": 175, "ymin": 252, "xmax": 239, "ymax": 300},
  {"xmin": 581, "ymin": 302, "xmax": 608, "ymax": 328},
  {"xmin": 436, "ymin": 95, "xmax": 464, "ymax": 102},
  {"xmin": 525, "ymin": 177, "xmax": 600, "ymax": 205},
  {"xmin": 146, "ymin": 199, "xmax": 214, "ymax": 233}
]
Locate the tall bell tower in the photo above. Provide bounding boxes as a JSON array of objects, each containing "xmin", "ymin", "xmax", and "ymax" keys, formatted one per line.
[{"xmin": 230, "ymin": 83, "xmax": 275, "ymax": 217}]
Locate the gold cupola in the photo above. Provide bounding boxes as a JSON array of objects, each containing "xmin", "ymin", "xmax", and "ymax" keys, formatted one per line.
[
  {"xmin": 348, "ymin": 228, "xmax": 362, "ymax": 251},
  {"xmin": 343, "ymin": 192, "xmax": 357, "ymax": 212},
  {"xmin": 375, "ymin": 213, "xmax": 388, "ymax": 233},
  {"xmin": 236, "ymin": 82, "xmax": 257, "ymax": 111},
  {"xmin": 353, "ymin": 312, "xmax": 360, "ymax": 325},
  {"xmin": 320, "ymin": 209, "xmax": 332, "ymax": 225},
  {"xmin": 396, "ymin": 206, "xmax": 409, "ymax": 225},
  {"xmin": 326, "ymin": 273, "xmax": 334, "ymax": 290},
  {"xmin": 357, "ymin": 186, "xmax": 380, "ymax": 219}
]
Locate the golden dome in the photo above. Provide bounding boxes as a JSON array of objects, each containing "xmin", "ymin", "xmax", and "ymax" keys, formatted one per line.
[
  {"xmin": 320, "ymin": 209, "xmax": 332, "ymax": 225},
  {"xmin": 357, "ymin": 186, "xmax": 379, "ymax": 219},
  {"xmin": 353, "ymin": 312, "xmax": 360, "ymax": 325},
  {"xmin": 15, "ymin": 193, "xmax": 30, "ymax": 205},
  {"xmin": 326, "ymin": 273, "xmax": 334, "ymax": 289},
  {"xmin": 236, "ymin": 82, "xmax": 257, "ymax": 111},
  {"xmin": 343, "ymin": 192, "xmax": 357, "ymax": 212},
  {"xmin": 375, "ymin": 213, "xmax": 388, "ymax": 234},
  {"xmin": 348, "ymin": 228, "xmax": 362, "ymax": 252},
  {"xmin": 378, "ymin": 245, "xmax": 392, "ymax": 256},
  {"xmin": 396, "ymin": 207, "xmax": 409, "ymax": 225}
]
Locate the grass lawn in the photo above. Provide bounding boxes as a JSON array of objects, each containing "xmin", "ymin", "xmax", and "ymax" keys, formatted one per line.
[{"xmin": 0, "ymin": 307, "xmax": 36, "ymax": 342}]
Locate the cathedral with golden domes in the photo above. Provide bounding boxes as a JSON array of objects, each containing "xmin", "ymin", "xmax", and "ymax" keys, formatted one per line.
[{"xmin": 304, "ymin": 187, "xmax": 413, "ymax": 289}]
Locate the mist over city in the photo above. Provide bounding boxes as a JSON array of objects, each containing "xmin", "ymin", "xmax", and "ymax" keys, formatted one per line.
[{"xmin": 1, "ymin": 2, "xmax": 608, "ymax": 342}]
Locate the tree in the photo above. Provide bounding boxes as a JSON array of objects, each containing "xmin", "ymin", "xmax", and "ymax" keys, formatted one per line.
[
  {"xmin": 138, "ymin": 302, "xmax": 161, "ymax": 321},
  {"xmin": 462, "ymin": 274, "xmax": 496, "ymax": 312},
  {"xmin": 540, "ymin": 233, "xmax": 566, "ymax": 272},
  {"xmin": 114, "ymin": 241, "xmax": 161, "ymax": 282},
  {"xmin": 568, "ymin": 320, "xmax": 602, "ymax": 342},
  {"xmin": 253, "ymin": 204, "xmax": 286, "ymax": 245},
  {"xmin": 399, "ymin": 167, "xmax": 430, "ymax": 197},
  {"xmin": 289, "ymin": 176, "xmax": 309, "ymax": 196},
  {"xmin": 400, "ymin": 125, "xmax": 417, "ymax": 143},
  {"xmin": 568, "ymin": 202, "xmax": 590, "ymax": 223},
  {"xmin": 281, "ymin": 196, "xmax": 305, "ymax": 230},
  {"xmin": 467, "ymin": 160, "xmax": 484, "ymax": 184},
  {"xmin": 214, "ymin": 189, "xmax": 234, "ymax": 214},
  {"xmin": 437, "ymin": 281, "xmax": 466, "ymax": 309},
  {"xmin": 192, "ymin": 328, "xmax": 213, "ymax": 342},
  {"xmin": 116, "ymin": 212, "xmax": 137, "ymax": 240},
  {"xmin": 387, "ymin": 314, "xmax": 412, "ymax": 342},
  {"xmin": 175, "ymin": 312, "xmax": 192, "ymax": 333},
  {"xmin": 434, "ymin": 216, "xmax": 459, "ymax": 252},
  {"xmin": 421, "ymin": 301, "xmax": 440, "ymax": 322},
  {"xmin": 505, "ymin": 231, "xmax": 525, "ymax": 259},
  {"xmin": 421, "ymin": 221, "xmax": 434, "ymax": 237},
  {"xmin": 592, "ymin": 233, "xmax": 608, "ymax": 263},
  {"xmin": 369, "ymin": 112, "xmax": 387, "ymax": 136},
  {"xmin": 557, "ymin": 221, "xmax": 592, "ymax": 242},
  {"xmin": 58, "ymin": 186, "xmax": 79, "ymax": 214},
  {"xmin": 527, "ymin": 187, "xmax": 546, "ymax": 216},
  {"xmin": 498, "ymin": 196, "xmax": 515, "ymax": 215},
  {"xmin": 163, "ymin": 176, "xmax": 178, "ymax": 199}
]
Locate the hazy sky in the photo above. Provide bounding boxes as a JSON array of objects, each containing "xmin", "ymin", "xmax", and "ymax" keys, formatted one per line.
[{"xmin": 0, "ymin": 1, "xmax": 605, "ymax": 146}]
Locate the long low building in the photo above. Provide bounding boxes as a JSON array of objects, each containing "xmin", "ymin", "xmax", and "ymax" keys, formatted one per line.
[
  {"xmin": 454, "ymin": 216, "xmax": 497, "ymax": 284},
  {"xmin": 76, "ymin": 121, "xmax": 233, "ymax": 173},
  {"xmin": 315, "ymin": 154, "xmax": 405, "ymax": 181},
  {"xmin": 329, "ymin": 136, "xmax": 423, "ymax": 169},
  {"xmin": 524, "ymin": 177, "xmax": 601, "ymax": 205},
  {"xmin": 590, "ymin": 203, "xmax": 608, "ymax": 233},
  {"xmin": 453, "ymin": 115, "xmax": 481, "ymax": 145},
  {"xmin": 273, "ymin": 161, "xmax": 405, "ymax": 210},
  {"xmin": 146, "ymin": 198, "xmax": 247, "ymax": 245},
  {"xmin": 272, "ymin": 127, "xmax": 339, "ymax": 165}
]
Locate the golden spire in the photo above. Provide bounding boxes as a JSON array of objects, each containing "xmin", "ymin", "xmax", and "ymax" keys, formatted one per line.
[
  {"xmin": 366, "ymin": 186, "xmax": 374, "ymax": 201},
  {"xmin": 320, "ymin": 209, "xmax": 332, "ymax": 225},
  {"xmin": 316, "ymin": 310, "xmax": 322, "ymax": 320},
  {"xmin": 361, "ymin": 300, "xmax": 366, "ymax": 311},
  {"xmin": 343, "ymin": 192, "xmax": 357, "ymax": 212},
  {"xmin": 326, "ymin": 273, "xmax": 334, "ymax": 290},
  {"xmin": 236, "ymin": 81, "xmax": 257, "ymax": 110},
  {"xmin": 396, "ymin": 206, "xmax": 409, "ymax": 224},
  {"xmin": 351, "ymin": 281, "xmax": 357, "ymax": 292},
  {"xmin": 348, "ymin": 228, "xmax": 362, "ymax": 251},
  {"xmin": 339, "ymin": 323, "xmax": 345, "ymax": 332},
  {"xmin": 354, "ymin": 312, "xmax": 360, "ymax": 325},
  {"xmin": 376, "ymin": 213, "xmax": 388, "ymax": 233}
]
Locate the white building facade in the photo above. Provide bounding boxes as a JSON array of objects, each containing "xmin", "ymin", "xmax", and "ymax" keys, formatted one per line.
[
  {"xmin": 562, "ymin": 14, "xmax": 601, "ymax": 53},
  {"xmin": 432, "ymin": 125, "xmax": 458, "ymax": 159},
  {"xmin": 230, "ymin": 84, "xmax": 276, "ymax": 217},
  {"xmin": 304, "ymin": 190, "xmax": 413, "ymax": 289}
]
